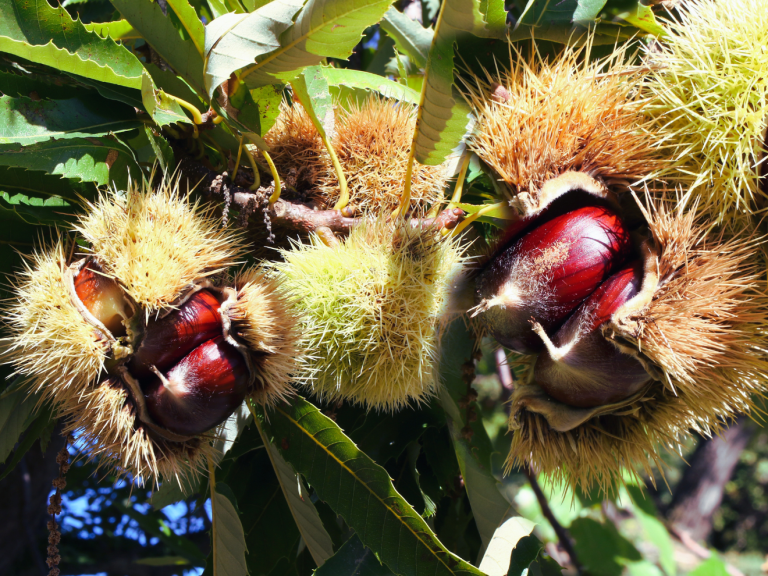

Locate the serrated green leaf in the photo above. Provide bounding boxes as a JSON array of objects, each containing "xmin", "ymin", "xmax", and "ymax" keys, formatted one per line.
[
  {"xmin": 203, "ymin": 0, "xmax": 305, "ymax": 98},
  {"xmin": 0, "ymin": 37, "xmax": 142, "ymax": 90},
  {"xmin": 212, "ymin": 487, "xmax": 249, "ymax": 576},
  {"xmin": 437, "ymin": 321, "xmax": 518, "ymax": 563},
  {"xmin": 166, "ymin": 0, "xmax": 206, "ymax": 57},
  {"xmin": 315, "ymin": 534, "xmax": 396, "ymax": 576},
  {"xmin": 111, "ymin": 0, "xmax": 206, "ymax": 95},
  {"xmin": 0, "ymin": 70, "xmax": 83, "ymax": 100},
  {"xmin": 64, "ymin": 74, "xmax": 144, "ymax": 109},
  {"xmin": 0, "ymin": 165, "xmax": 93, "ymax": 204},
  {"xmin": 83, "ymin": 19, "xmax": 140, "ymax": 41},
  {"xmin": 291, "ymin": 66, "xmax": 334, "ymax": 138},
  {"xmin": 0, "ymin": 94, "xmax": 139, "ymax": 145},
  {"xmin": 380, "ymin": 7, "xmax": 433, "ymax": 69},
  {"xmin": 320, "ymin": 67, "xmax": 420, "ymax": 105},
  {"xmin": 411, "ymin": 0, "xmax": 503, "ymax": 165},
  {"xmin": 144, "ymin": 125, "xmax": 176, "ymax": 175},
  {"xmin": 214, "ymin": 82, "xmax": 283, "ymax": 137},
  {"xmin": 478, "ymin": 514, "xmax": 535, "ymax": 576},
  {"xmin": 259, "ymin": 396, "xmax": 486, "ymax": 576},
  {"xmin": 255, "ymin": 417, "xmax": 335, "ymax": 567},
  {"xmin": 0, "ymin": 136, "xmax": 141, "ymax": 189},
  {"xmin": 0, "ymin": 0, "xmax": 144, "ymax": 86},
  {"xmin": 141, "ymin": 70, "xmax": 192, "ymax": 127},
  {"xmin": 239, "ymin": 0, "xmax": 393, "ymax": 88}
]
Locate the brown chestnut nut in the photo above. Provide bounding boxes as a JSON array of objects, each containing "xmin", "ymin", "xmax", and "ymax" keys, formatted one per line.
[
  {"xmin": 142, "ymin": 337, "xmax": 249, "ymax": 436},
  {"xmin": 533, "ymin": 262, "xmax": 653, "ymax": 408},
  {"xmin": 74, "ymin": 260, "xmax": 130, "ymax": 337},
  {"xmin": 474, "ymin": 203, "xmax": 631, "ymax": 354},
  {"xmin": 130, "ymin": 290, "xmax": 223, "ymax": 378}
]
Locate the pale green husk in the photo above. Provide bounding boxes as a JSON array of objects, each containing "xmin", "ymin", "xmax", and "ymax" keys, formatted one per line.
[{"xmin": 272, "ymin": 218, "xmax": 466, "ymax": 411}]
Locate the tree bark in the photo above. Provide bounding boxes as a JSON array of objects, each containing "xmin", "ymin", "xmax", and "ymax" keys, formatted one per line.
[{"xmin": 667, "ymin": 416, "xmax": 756, "ymax": 543}]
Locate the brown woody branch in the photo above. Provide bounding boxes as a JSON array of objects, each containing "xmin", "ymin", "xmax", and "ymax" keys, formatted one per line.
[{"xmin": 179, "ymin": 158, "xmax": 464, "ymax": 236}]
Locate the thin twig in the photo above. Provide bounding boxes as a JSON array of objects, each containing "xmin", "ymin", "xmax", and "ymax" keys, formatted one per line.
[{"xmin": 523, "ymin": 466, "xmax": 584, "ymax": 575}]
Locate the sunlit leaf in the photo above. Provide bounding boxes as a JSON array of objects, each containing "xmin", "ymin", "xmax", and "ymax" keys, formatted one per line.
[{"xmin": 258, "ymin": 396, "xmax": 486, "ymax": 576}]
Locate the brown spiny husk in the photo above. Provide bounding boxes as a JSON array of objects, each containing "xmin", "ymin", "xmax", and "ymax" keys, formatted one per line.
[
  {"xmin": 75, "ymin": 177, "xmax": 244, "ymax": 315},
  {"xmin": 265, "ymin": 98, "xmax": 446, "ymax": 212},
  {"xmin": 463, "ymin": 42, "xmax": 659, "ymax": 203},
  {"xmin": 229, "ymin": 266, "xmax": 301, "ymax": 406},
  {"xmin": 2, "ymin": 241, "xmax": 106, "ymax": 408},
  {"xmin": 61, "ymin": 379, "xmax": 214, "ymax": 484},
  {"xmin": 507, "ymin": 194, "xmax": 768, "ymax": 493}
]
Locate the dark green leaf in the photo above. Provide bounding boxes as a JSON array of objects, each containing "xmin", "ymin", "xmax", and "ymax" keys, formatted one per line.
[
  {"xmin": 0, "ymin": 386, "xmax": 39, "ymax": 464},
  {"xmin": 438, "ymin": 320, "xmax": 517, "ymax": 561},
  {"xmin": 0, "ymin": 165, "xmax": 93, "ymax": 204},
  {"xmin": 256, "ymin": 418, "xmax": 335, "ymax": 566},
  {"xmin": 380, "ymin": 7, "xmax": 433, "ymax": 69},
  {"xmin": 315, "ymin": 533, "xmax": 396, "ymax": 576},
  {"xmin": 143, "ymin": 125, "xmax": 176, "ymax": 175},
  {"xmin": 570, "ymin": 517, "xmax": 642, "ymax": 576},
  {"xmin": 507, "ymin": 534, "xmax": 544, "ymax": 576},
  {"xmin": 111, "ymin": 0, "xmax": 206, "ymax": 95},
  {"xmin": 166, "ymin": 0, "xmax": 206, "ymax": 57},
  {"xmin": 0, "ymin": 70, "xmax": 83, "ymax": 100},
  {"xmin": 211, "ymin": 482, "xmax": 249, "ymax": 576},
  {"xmin": 0, "ymin": 94, "xmax": 139, "ymax": 145},
  {"xmin": 259, "ymin": 396, "xmax": 486, "ymax": 576},
  {"xmin": 0, "ymin": 401, "xmax": 54, "ymax": 481},
  {"xmin": 0, "ymin": 136, "xmax": 142, "ymax": 189}
]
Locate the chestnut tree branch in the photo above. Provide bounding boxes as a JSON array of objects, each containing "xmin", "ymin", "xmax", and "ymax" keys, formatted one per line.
[{"xmin": 179, "ymin": 158, "xmax": 463, "ymax": 236}]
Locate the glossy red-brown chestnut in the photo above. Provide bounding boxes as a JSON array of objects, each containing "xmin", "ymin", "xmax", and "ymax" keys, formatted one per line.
[
  {"xmin": 74, "ymin": 260, "xmax": 129, "ymax": 337},
  {"xmin": 475, "ymin": 203, "xmax": 631, "ymax": 354},
  {"xmin": 130, "ymin": 290, "xmax": 223, "ymax": 378},
  {"xmin": 142, "ymin": 337, "xmax": 249, "ymax": 436},
  {"xmin": 533, "ymin": 262, "xmax": 653, "ymax": 408}
]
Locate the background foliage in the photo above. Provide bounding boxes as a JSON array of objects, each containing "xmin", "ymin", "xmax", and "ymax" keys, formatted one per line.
[{"xmin": 0, "ymin": 0, "xmax": 766, "ymax": 576}]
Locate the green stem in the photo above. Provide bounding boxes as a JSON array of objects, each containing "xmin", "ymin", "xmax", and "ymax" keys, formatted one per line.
[
  {"xmin": 243, "ymin": 145, "xmax": 261, "ymax": 191},
  {"xmin": 448, "ymin": 153, "xmax": 472, "ymax": 209},
  {"xmin": 164, "ymin": 93, "xmax": 204, "ymax": 124},
  {"xmin": 262, "ymin": 150, "xmax": 282, "ymax": 205},
  {"xmin": 448, "ymin": 201, "xmax": 508, "ymax": 237},
  {"xmin": 322, "ymin": 134, "xmax": 349, "ymax": 211},
  {"xmin": 232, "ymin": 135, "xmax": 245, "ymax": 182}
]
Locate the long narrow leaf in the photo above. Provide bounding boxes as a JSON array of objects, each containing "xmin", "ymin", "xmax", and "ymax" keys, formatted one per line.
[
  {"xmin": 239, "ymin": 0, "xmax": 393, "ymax": 88},
  {"xmin": 256, "ymin": 417, "xmax": 335, "ymax": 567},
  {"xmin": 410, "ymin": 0, "xmax": 505, "ymax": 165},
  {"xmin": 203, "ymin": 0, "xmax": 305, "ymax": 98},
  {"xmin": 437, "ymin": 321, "xmax": 519, "ymax": 562},
  {"xmin": 0, "ymin": 137, "xmax": 141, "ymax": 189},
  {"xmin": 380, "ymin": 7, "xmax": 433, "ymax": 69},
  {"xmin": 0, "ymin": 0, "xmax": 144, "ymax": 86},
  {"xmin": 320, "ymin": 67, "xmax": 420, "ymax": 105},
  {"xmin": 111, "ymin": 0, "xmax": 206, "ymax": 95},
  {"xmin": 0, "ymin": 37, "xmax": 141, "ymax": 90},
  {"xmin": 0, "ymin": 94, "xmax": 139, "ymax": 145},
  {"xmin": 259, "ymin": 397, "xmax": 487, "ymax": 576}
]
